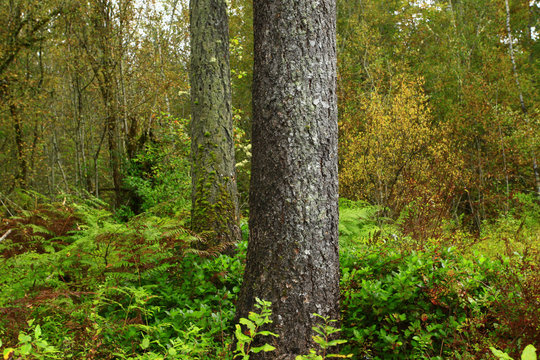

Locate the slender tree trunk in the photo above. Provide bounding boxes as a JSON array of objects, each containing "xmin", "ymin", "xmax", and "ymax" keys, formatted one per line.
[
  {"xmin": 189, "ymin": 0, "xmax": 240, "ymax": 246},
  {"xmin": 504, "ymin": 0, "xmax": 526, "ymax": 113},
  {"xmin": 53, "ymin": 130, "xmax": 69, "ymax": 191},
  {"xmin": 102, "ymin": 67, "xmax": 121, "ymax": 205},
  {"xmin": 498, "ymin": 123, "xmax": 510, "ymax": 213},
  {"xmin": 504, "ymin": 0, "xmax": 540, "ymax": 197},
  {"xmin": 10, "ymin": 103, "xmax": 27, "ymax": 189},
  {"xmin": 50, "ymin": 141, "xmax": 55, "ymax": 193},
  {"xmin": 93, "ymin": 125, "xmax": 108, "ymax": 198},
  {"xmin": 236, "ymin": 0, "xmax": 340, "ymax": 358},
  {"xmin": 81, "ymin": 0, "xmax": 124, "ymax": 206},
  {"xmin": 70, "ymin": 71, "xmax": 82, "ymax": 188},
  {"xmin": 118, "ymin": 1, "xmax": 129, "ymax": 159},
  {"xmin": 158, "ymin": 42, "xmax": 171, "ymax": 114}
]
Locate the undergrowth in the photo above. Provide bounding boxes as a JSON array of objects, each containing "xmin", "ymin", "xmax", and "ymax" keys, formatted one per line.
[
  {"xmin": 339, "ymin": 197, "xmax": 540, "ymax": 359},
  {"xmin": 0, "ymin": 193, "xmax": 538, "ymax": 359},
  {"xmin": 0, "ymin": 193, "xmax": 244, "ymax": 359}
]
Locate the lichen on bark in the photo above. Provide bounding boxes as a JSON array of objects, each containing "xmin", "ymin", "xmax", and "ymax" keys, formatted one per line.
[{"xmin": 236, "ymin": 0, "xmax": 340, "ymax": 358}]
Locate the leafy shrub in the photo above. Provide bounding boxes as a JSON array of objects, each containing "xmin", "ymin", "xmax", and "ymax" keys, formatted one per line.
[
  {"xmin": 123, "ymin": 114, "xmax": 191, "ymax": 216},
  {"xmin": 340, "ymin": 236, "xmax": 539, "ymax": 359},
  {"xmin": 295, "ymin": 314, "xmax": 352, "ymax": 360},
  {"xmin": 234, "ymin": 297, "xmax": 278, "ymax": 359},
  {"xmin": 1, "ymin": 320, "xmax": 60, "ymax": 359},
  {"xmin": 1, "ymin": 196, "xmax": 538, "ymax": 359},
  {"xmin": 490, "ymin": 344, "xmax": 537, "ymax": 360},
  {"xmin": 338, "ymin": 199, "xmax": 390, "ymax": 246}
]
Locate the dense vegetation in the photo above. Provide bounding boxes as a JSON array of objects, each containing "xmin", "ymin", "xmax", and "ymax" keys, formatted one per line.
[
  {"xmin": 1, "ymin": 0, "xmax": 539, "ymax": 358},
  {"xmin": 0, "ymin": 193, "xmax": 538, "ymax": 359}
]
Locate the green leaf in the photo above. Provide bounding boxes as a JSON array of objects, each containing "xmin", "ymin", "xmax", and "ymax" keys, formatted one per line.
[
  {"xmin": 522, "ymin": 345, "xmax": 537, "ymax": 360},
  {"xmin": 34, "ymin": 325, "xmax": 42, "ymax": 338},
  {"xmin": 325, "ymin": 327, "xmax": 342, "ymax": 335},
  {"xmin": 18, "ymin": 333, "xmax": 32, "ymax": 343},
  {"xmin": 141, "ymin": 337, "xmax": 150, "ymax": 350},
  {"xmin": 35, "ymin": 339, "xmax": 48, "ymax": 349},
  {"xmin": 248, "ymin": 311, "xmax": 268, "ymax": 326},
  {"xmin": 239, "ymin": 318, "xmax": 256, "ymax": 334},
  {"xmin": 251, "ymin": 344, "xmax": 276, "ymax": 353},
  {"xmin": 3, "ymin": 348, "xmax": 15, "ymax": 359},
  {"xmin": 313, "ymin": 335, "xmax": 326, "ymax": 346},
  {"xmin": 168, "ymin": 347, "xmax": 177, "ymax": 356},
  {"xmin": 235, "ymin": 324, "xmax": 251, "ymax": 342},
  {"xmin": 256, "ymin": 330, "xmax": 279, "ymax": 337},
  {"xmin": 20, "ymin": 343, "xmax": 32, "ymax": 355},
  {"xmin": 490, "ymin": 347, "xmax": 513, "ymax": 360},
  {"xmin": 327, "ymin": 339, "xmax": 348, "ymax": 347}
]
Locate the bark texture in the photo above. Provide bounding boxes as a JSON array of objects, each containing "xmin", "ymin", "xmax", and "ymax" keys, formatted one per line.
[
  {"xmin": 237, "ymin": 0, "xmax": 339, "ymax": 358},
  {"xmin": 190, "ymin": 0, "xmax": 240, "ymax": 245}
]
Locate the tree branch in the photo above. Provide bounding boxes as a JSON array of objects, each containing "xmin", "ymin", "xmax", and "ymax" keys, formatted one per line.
[{"xmin": 0, "ymin": 229, "xmax": 13, "ymax": 243}]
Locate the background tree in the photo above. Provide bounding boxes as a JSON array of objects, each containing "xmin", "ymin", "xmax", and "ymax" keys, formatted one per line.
[
  {"xmin": 0, "ymin": 0, "xmax": 62, "ymax": 191},
  {"xmin": 236, "ymin": 0, "xmax": 340, "ymax": 358},
  {"xmin": 0, "ymin": 0, "xmax": 537, "ymax": 242},
  {"xmin": 336, "ymin": 0, "xmax": 539, "ymax": 234},
  {"xmin": 189, "ymin": 0, "xmax": 240, "ymax": 245}
]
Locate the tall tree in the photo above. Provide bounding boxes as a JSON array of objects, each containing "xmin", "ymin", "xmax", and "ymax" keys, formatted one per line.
[
  {"xmin": 504, "ymin": 0, "xmax": 540, "ymax": 197},
  {"xmin": 236, "ymin": 0, "xmax": 340, "ymax": 358},
  {"xmin": 0, "ymin": 0, "xmax": 62, "ymax": 190},
  {"xmin": 189, "ymin": 0, "xmax": 240, "ymax": 245}
]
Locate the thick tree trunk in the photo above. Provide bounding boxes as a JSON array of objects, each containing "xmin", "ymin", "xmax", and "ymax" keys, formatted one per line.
[
  {"xmin": 237, "ymin": 0, "xmax": 340, "ymax": 358},
  {"xmin": 189, "ymin": 0, "xmax": 240, "ymax": 246}
]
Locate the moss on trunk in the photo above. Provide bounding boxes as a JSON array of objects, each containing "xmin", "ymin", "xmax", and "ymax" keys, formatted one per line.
[{"xmin": 189, "ymin": 0, "xmax": 240, "ymax": 246}]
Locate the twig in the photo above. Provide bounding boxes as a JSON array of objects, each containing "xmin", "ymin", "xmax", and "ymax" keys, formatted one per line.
[
  {"xmin": 0, "ymin": 196, "xmax": 14, "ymax": 217},
  {"xmin": 0, "ymin": 229, "xmax": 13, "ymax": 242}
]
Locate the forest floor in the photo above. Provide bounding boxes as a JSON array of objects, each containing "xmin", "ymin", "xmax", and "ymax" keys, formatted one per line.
[{"xmin": 0, "ymin": 193, "xmax": 538, "ymax": 359}]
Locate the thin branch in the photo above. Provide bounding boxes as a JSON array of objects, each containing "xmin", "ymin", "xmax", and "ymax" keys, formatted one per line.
[{"xmin": 0, "ymin": 229, "xmax": 13, "ymax": 243}]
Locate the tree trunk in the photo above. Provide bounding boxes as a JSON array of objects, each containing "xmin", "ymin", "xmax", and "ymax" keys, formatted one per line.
[
  {"xmin": 504, "ymin": 0, "xmax": 540, "ymax": 197},
  {"xmin": 10, "ymin": 103, "xmax": 27, "ymax": 189},
  {"xmin": 189, "ymin": 0, "xmax": 240, "ymax": 246},
  {"xmin": 89, "ymin": 0, "xmax": 123, "ymax": 207},
  {"xmin": 236, "ymin": 0, "xmax": 340, "ymax": 358}
]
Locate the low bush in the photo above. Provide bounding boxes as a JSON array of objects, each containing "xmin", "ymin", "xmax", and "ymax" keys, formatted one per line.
[{"xmin": 339, "ymin": 199, "xmax": 540, "ymax": 359}]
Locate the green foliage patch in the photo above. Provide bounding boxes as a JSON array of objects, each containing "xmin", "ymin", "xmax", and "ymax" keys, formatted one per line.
[
  {"xmin": 123, "ymin": 114, "xmax": 192, "ymax": 217},
  {"xmin": 0, "ymin": 194, "xmax": 244, "ymax": 359},
  {"xmin": 339, "ymin": 196, "xmax": 540, "ymax": 359},
  {"xmin": 0, "ymin": 195, "xmax": 538, "ymax": 359}
]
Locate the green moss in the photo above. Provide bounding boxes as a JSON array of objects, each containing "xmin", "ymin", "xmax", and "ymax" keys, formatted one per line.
[{"xmin": 191, "ymin": 157, "xmax": 239, "ymax": 247}]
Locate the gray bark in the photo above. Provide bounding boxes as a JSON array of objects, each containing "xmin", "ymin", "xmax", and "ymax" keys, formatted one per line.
[
  {"xmin": 190, "ymin": 0, "xmax": 240, "ymax": 245},
  {"xmin": 237, "ymin": 0, "xmax": 340, "ymax": 358}
]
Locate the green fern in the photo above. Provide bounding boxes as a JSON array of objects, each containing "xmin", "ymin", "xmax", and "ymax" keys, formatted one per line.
[{"xmin": 339, "ymin": 200, "xmax": 382, "ymax": 244}]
